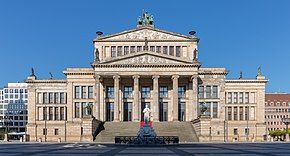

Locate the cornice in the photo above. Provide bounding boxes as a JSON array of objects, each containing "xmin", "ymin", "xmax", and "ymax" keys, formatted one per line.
[
  {"xmin": 92, "ymin": 64, "xmax": 201, "ymax": 68},
  {"xmin": 225, "ymin": 79, "xmax": 269, "ymax": 83},
  {"xmin": 25, "ymin": 80, "xmax": 67, "ymax": 84}
]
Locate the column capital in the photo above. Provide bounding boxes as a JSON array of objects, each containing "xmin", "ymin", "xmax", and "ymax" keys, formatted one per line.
[
  {"xmin": 171, "ymin": 74, "xmax": 179, "ymax": 80},
  {"xmin": 152, "ymin": 75, "xmax": 160, "ymax": 79},
  {"xmin": 132, "ymin": 75, "xmax": 140, "ymax": 79},
  {"xmin": 113, "ymin": 75, "xmax": 120, "ymax": 80},
  {"xmin": 191, "ymin": 75, "xmax": 198, "ymax": 81},
  {"xmin": 94, "ymin": 74, "xmax": 102, "ymax": 82}
]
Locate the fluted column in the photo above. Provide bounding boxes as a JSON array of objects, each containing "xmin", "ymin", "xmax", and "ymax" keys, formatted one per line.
[
  {"xmin": 190, "ymin": 75, "xmax": 198, "ymax": 120},
  {"xmin": 152, "ymin": 75, "xmax": 160, "ymax": 121},
  {"xmin": 113, "ymin": 75, "xmax": 120, "ymax": 121},
  {"xmin": 94, "ymin": 74, "xmax": 101, "ymax": 120},
  {"xmin": 132, "ymin": 75, "xmax": 140, "ymax": 121},
  {"xmin": 172, "ymin": 75, "xmax": 179, "ymax": 121}
]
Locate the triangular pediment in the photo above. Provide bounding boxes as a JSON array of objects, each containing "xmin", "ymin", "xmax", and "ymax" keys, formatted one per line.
[
  {"xmin": 99, "ymin": 51, "xmax": 194, "ymax": 65},
  {"xmin": 96, "ymin": 27, "xmax": 193, "ymax": 41}
]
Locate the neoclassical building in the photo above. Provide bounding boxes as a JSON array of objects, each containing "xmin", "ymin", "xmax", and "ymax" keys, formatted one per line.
[{"xmin": 26, "ymin": 12, "xmax": 268, "ymax": 142}]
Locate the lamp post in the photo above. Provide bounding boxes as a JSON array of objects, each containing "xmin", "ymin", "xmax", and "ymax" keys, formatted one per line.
[{"xmin": 246, "ymin": 105, "xmax": 249, "ymax": 142}]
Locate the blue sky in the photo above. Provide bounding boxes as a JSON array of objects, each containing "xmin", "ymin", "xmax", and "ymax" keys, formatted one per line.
[{"xmin": 0, "ymin": 0, "xmax": 289, "ymax": 93}]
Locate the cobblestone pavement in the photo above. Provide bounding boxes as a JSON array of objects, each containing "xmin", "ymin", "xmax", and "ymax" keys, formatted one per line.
[{"xmin": 0, "ymin": 142, "xmax": 289, "ymax": 155}]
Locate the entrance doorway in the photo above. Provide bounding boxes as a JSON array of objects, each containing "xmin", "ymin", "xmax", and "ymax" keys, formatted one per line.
[
  {"xmin": 159, "ymin": 102, "xmax": 168, "ymax": 121},
  {"xmin": 106, "ymin": 102, "xmax": 114, "ymax": 121},
  {"xmin": 123, "ymin": 102, "xmax": 132, "ymax": 121},
  {"xmin": 178, "ymin": 102, "xmax": 185, "ymax": 121}
]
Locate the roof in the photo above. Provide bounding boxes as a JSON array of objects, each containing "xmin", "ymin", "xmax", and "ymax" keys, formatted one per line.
[{"xmin": 266, "ymin": 93, "xmax": 290, "ymax": 102}]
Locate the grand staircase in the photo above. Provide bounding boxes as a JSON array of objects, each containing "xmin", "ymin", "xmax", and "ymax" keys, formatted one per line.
[{"xmin": 94, "ymin": 121, "xmax": 199, "ymax": 143}]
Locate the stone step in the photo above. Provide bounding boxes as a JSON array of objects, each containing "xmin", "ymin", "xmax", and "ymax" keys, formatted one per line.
[{"xmin": 95, "ymin": 121, "xmax": 199, "ymax": 143}]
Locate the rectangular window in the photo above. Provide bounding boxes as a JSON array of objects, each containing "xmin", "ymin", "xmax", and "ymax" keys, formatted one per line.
[
  {"xmin": 227, "ymin": 92, "xmax": 232, "ymax": 104},
  {"xmin": 159, "ymin": 86, "xmax": 168, "ymax": 98},
  {"xmin": 88, "ymin": 86, "xmax": 93, "ymax": 99},
  {"xmin": 60, "ymin": 93, "xmax": 65, "ymax": 104},
  {"xmin": 178, "ymin": 86, "xmax": 186, "ymax": 98},
  {"xmin": 205, "ymin": 86, "xmax": 211, "ymax": 98},
  {"xmin": 212, "ymin": 102, "xmax": 218, "ymax": 118},
  {"xmin": 234, "ymin": 128, "xmax": 238, "ymax": 135},
  {"xmin": 43, "ymin": 128, "xmax": 47, "ymax": 135},
  {"xmin": 54, "ymin": 93, "xmax": 59, "ymax": 104},
  {"xmin": 49, "ymin": 107, "xmax": 53, "ymax": 120},
  {"xmin": 111, "ymin": 46, "xmax": 116, "ymax": 57},
  {"xmin": 227, "ymin": 107, "xmax": 232, "ymax": 120},
  {"xmin": 75, "ymin": 86, "xmax": 80, "ymax": 99},
  {"xmin": 75, "ymin": 102, "xmax": 80, "ymax": 118},
  {"xmin": 141, "ymin": 87, "xmax": 150, "ymax": 99},
  {"xmin": 124, "ymin": 86, "xmax": 133, "ymax": 98},
  {"xmin": 163, "ymin": 46, "xmax": 168, "ymax": 54},
  {"xmin": 245, "ymin": 92, "xmax": 249, "ymax": 104},
  {"xmin": 54, "ymin": 129, "xmax": 59, "ymax": 135},
  {"xmin": 233, "ymin": 92, "xmax": 238, "ymax": 103},
  {"xmin": 150, "ymin": 46, "xmax": 155, "ymax": 52},
  {"xmin": 156, "ymin": 46, "xmax": 161, "ymax": 53},
  {"xmin": 239, "ymin": 92, "xmax": 244, "ymax": 104},
  {"xmin": 60, "ymin": 107, "xmax": 65, "ymax": 120},
  {"xmin": 81, "ymin": 86, "xmax": 87, "ymax": 99},
  {"xmin": 55, "ymin": 107, "xmax": 59, "ymax": 120},
  {"xmin": 43, "ymin": 93, "xmax": 48, "ymax": 104},
  {"xmin": 49, "ymin": 93, "xmax": 54, "ymax": 104},
  {"xmin": 233, "ymin": 107, "xmax": 238, "ymax": 120},
  {"xmin": 130, "ymin": 46, "xmax": 136, "ymax": 53},
  {"xmin": 245, "ymin": 106, "xmax": 249, "ymax": 120},
  {"xmin": 176, "ymin": 46, "xmax": 181, "ymax": 57},
  {"xmin": 124, "ymin": 46, "xmax": 129, "ymax": 55},
  {"xmin": 106, "ymin": 86, "xmax": 114, "ymax": 99},
  {"xmin": 245, "ymin": 128, "xmax": 249, "ymax": 135},
  {"xmin": 169, "ymin": 46, "xmax": 174, "ymax": 56},
  {"xmin": 137, "ymin": 46, "xmax": 142, "ymax": 52},
  {"xmin": 239, "ymin": 106, "xmax": 243, "ymax": 120},
  {"xmin": 212, "ymin": 86, "xmax": 218, "ymax": 98},
  {"xmin": 198, "ymin": 86, "xmax": 204, "ymax": 98},
  {"xmin": 117, "ymin": 46, "xmax": 122, "ymax": 56}
]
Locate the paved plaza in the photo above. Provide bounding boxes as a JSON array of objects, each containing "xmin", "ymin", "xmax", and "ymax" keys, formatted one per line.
[{"xmin": 0, "ymin": 142, "xmax": 289, "ymax": 155}]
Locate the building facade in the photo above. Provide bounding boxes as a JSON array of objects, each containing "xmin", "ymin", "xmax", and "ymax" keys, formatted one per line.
[
  {"xmin": 26, "ymin": 12, "xmax": 267, "ymax": 142},
  {"xmin": 0, "ymin": 83, "xmax": 28, "ymax": 134},
  {"xmin": 265, "ymin": 93, "xmax": 290, "ymax": 132}
]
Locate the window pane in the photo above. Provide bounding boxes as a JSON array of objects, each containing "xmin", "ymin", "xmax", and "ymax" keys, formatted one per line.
[
  {"xmin": 159, "ymin": 86, "xmax": 168, "ymax": 98},
  {"xmin": 169, "ymin": 46, "xmax": 174, "ymax": 56},
  {"xmin": 75, "ymin": 102, "xmax": 80, "ymax": 118},
  {"xmin": 88, "ymin": 86, "xmax": 93, "ymax": 99},
  {"xmin": 130, "ymin": 46, "xmax": 136, "ymax": 53},
  {"xmin": 124, "ymin": 46, "xmax": 129, "ymax": 55},
  {"xmin": 111, "ymin": 46, "xmax": 116, "ymax": 57},
  {"xmin": 205, "ymin": 86, "xmax": 211, "ymax": 98},
  {"xmin": 163, "ymin": 46, "xmax": 168, "ymax": 54},
  {"xmin": 106, "ymin": 86, "xmax": 114, "ymax": 99},
  {"xmin": 176, "ymin": 46, "xmax": 181, "ymax": 57},
  {"xmin": 213, "ymin": 102, "xmax": 218, "ymax": 118},
  {"xmin": 198, "ymin": 86, "xmax": 204, "ymax": 98}
]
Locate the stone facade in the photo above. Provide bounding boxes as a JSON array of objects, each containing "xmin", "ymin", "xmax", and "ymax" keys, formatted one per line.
[
  {"xmin": 265, "ymin": 93, "xmax": 290, "ymax": 132},
  {"xmin": 26, "ymin": 14, "xmax": 268, "ymax": 142}
]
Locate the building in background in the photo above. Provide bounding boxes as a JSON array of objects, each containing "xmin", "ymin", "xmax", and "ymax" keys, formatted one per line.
[
  {"xmin": 265, "ymin": 93, "xmax": 290, "ymax": 132},
  {"xmin": 26, "ymin": 12, "xmax": 268, "ymax": 142},
  {"xmin": 0, "ymin": 83, "xmax": 28, "ymax": 136}
]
